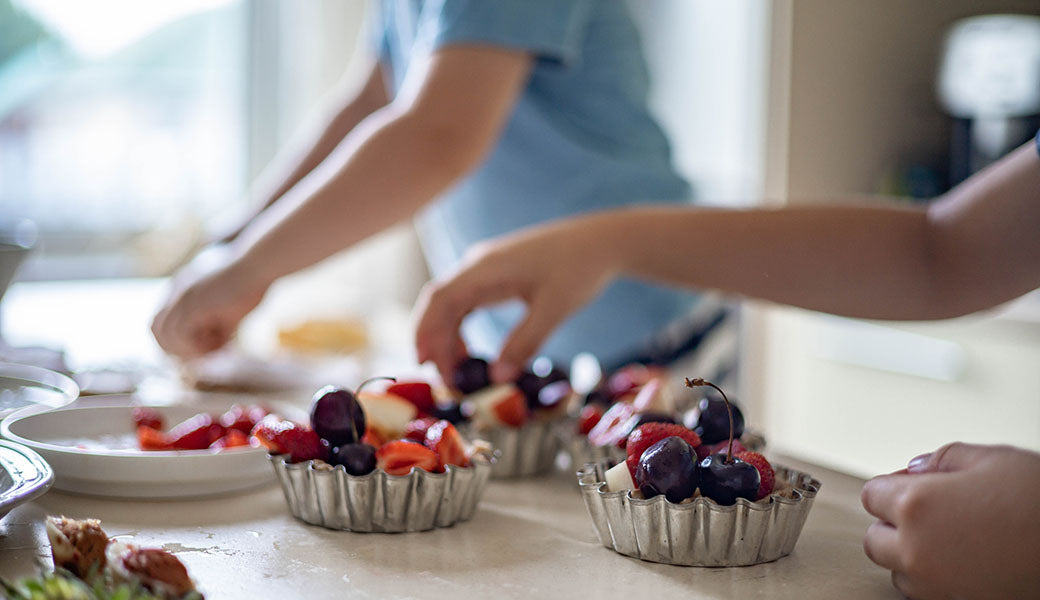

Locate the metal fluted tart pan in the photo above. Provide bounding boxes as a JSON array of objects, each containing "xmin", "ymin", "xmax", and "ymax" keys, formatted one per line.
[
  {"xmin": 465, "ymin": 419, "xmax": 564, "ymax": 478},
  {"xmin": 269, "ymin": 454, "xmax": 492, "ymax": 533},
  {"xmin": 578, "ymin": 461, "xmax": 820, "ymax": 566}
]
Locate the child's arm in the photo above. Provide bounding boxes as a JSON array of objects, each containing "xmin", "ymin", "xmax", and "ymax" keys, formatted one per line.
[
  {"xmin": 415, "ymin": 141, "xmax": 1040, "ymax": 383},
  {"xmin": 216, "ymin": 62, "xmax": 390, "ymax": 243},
  {"xmin": 152, "ymin": 45, "xmax": 533, "ymax": 359}
]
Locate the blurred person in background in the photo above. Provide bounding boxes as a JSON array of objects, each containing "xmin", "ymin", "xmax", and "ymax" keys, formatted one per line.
[
  {"xmin": 152, "ymin": 0, "xmax": 730, "ymax": 383},
  {"xmin": 413, "ymin": 126, "xmax": 1040, "ymax": 600}
]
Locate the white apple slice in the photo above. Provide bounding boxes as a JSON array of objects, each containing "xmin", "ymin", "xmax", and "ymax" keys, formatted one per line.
[
  {"xmin": 464, "ymin": 383, "xmax": 523, "ymax": 428},
  {"xmin": 605, "ymin": 461, "xmax": 636, "ymax": 493},
  {"xmin": 358, "ymin": 391, "xmax": 418, "ymax": 438}
]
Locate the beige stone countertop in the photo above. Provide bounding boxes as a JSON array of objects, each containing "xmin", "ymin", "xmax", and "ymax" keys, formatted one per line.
[{"xmin": 0, "ymin": 455, "xmax": 900, "ymax": 599}]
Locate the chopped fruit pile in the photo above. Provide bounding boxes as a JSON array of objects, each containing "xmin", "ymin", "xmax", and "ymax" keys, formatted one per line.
[
  {"xmin": 583, "ymin": 366, "xmax": 678, "ymax": 448},
  {"xmin": 602, "ymin": 377, "xmax": 776, "ymax": 506},
  {"xmin": 581, "ymin": 363, "xmax": 758, "ymax": 457},
  {"xmin": 133, "ymin": 404, "xmax": 270, "ymax": 452},
  {"xmin": 255, "ymin": 377, "xmax": 488, "ymax": 477},
  {"xmin": 435, "ymin": 355, "xmax": 575, "ymax": 431},
  {"xmin": 40, "ymin": 516, "xmax": 204, "ymax": 599}
]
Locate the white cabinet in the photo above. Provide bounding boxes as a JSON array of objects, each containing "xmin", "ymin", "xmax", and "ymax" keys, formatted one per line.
[{"xmin": 744, "ymin": 0, "xmax": 1040, "ymax": 477}]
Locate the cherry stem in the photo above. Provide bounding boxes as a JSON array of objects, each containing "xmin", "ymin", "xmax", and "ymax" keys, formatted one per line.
[
  {"xmin": 685, "ymin": 377, "xmax": 735, "ymax": 464},
  {"xmin": 356, "ymin": 376, "xmax": 397, "ymax": 396}
]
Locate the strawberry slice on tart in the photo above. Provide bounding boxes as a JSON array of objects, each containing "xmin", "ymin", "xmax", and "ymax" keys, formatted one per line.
[
  {"xmin": 375, "ymin": 440, "xmax": 440, "ymax": 476},
  {"xmin": 424, "ymin": 420, "xmax": 469, "ymax": 469}
]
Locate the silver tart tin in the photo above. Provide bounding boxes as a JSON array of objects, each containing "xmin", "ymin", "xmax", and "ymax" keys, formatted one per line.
[
  {"xmin": 467, "ymin": 420, "xmax": 563, "ymax": 478},
  {"xmin": 577, "ymin": 461, "xmax": 821, "ymax": 567},
  {"xmin": 269, "ymin": 455, "xmax": 492, "ymax": 532},
  {"xmin": 567, "ymin": 430, "xmax": 767, "ymax": 471}
]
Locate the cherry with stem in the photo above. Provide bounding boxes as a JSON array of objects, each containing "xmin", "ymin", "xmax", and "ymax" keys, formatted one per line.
[{"xmin": 685, "ymin": 377, "xmax": 735, "ymax": 463}]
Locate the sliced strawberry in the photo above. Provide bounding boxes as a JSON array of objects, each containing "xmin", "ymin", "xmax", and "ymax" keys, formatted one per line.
[
  {"xmin": 696, "ymin": 438, "xmax": 748, "ymax": 461},
  {"xmin": 209, "ymin": 429, "xmax": 250, "ymax": 450},
  {"xmin": 491, "ymin": 390, "xmax": 528, "ymax": 427},
  {"xmin": 375, "ymin": 440, "xmax": 439, "ymax": 476},
  {"xmin": 386, "ymin": 381, "xmax": 436, "ymax": 416},
  {"xmin": 578, "ymin": 404, "xmax": 604, "ymax": 435},
  {"xmin": 219, "ymin": 405, "xmax": 255, "ymax": 433},
  {"xmin": 624, "ymin": 423, "xmax": 702, "ymax": 479},
  {"xmin": 132, "ymin": 407, "xmax": 164, "ymax": 430},
  {"xmin": 587, "ymin": 401, "xmax": 636, "ymax": 447},
  {"xmin": 361, "ymin": 427, "xmax": 387, "ymax": 448},
  {"xmin": 402, "ymin": 417, "xmax": 439, "ymax": 444},
  {"xmin": 251, "ymin": 417, "xmax": 327, "ymax": 463},
  {"xmin": 735, "ymin": 451, "xmax": 775, "ymax": 500},
  {"xmin": 165, "ymin": 414, "xmax": 222, "ymax": 450},
  {"xmin": 424, "ymin": 420, "xmax": 469, "ymax": 469},
  {"xmin": 137, "ymin": 425, "xmax": 171, "ymax": 451}
]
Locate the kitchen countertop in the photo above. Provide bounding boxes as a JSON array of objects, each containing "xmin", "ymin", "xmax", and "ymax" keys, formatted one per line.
[{"xmin": 0, "ymin": 280, "xmax": 900, "ymax": 599}]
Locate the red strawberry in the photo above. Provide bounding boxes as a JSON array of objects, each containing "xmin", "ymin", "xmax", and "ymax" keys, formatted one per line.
[
  {"xmin": 361, "ymin": 427, "xmax": 387, "ymax": 448},
  {"xmin": 166, "ymin": 414, "xmax": 223, "ymax": 450},
  {"xmin": 696, "ymin": 438, "xmax": 748, "ymax": 461},
  {"xmin": 587, "ymin": 401, "xmax": 636, "ymax": 447},
  {"xmin": 578, "ymin": 404, "xmax": 604, "ymax": 435},
  {"xmin": 137, "ymin": 426, "xmax": 171, "ymax": 451},
  {"xmin": 209, "ymin": 429, "xmax": 250, "ymax": 450},
  {"xmin": 424, "ymin": 420, "xmax": 469, "ymax": 469},
  {"xmin": 219, "ymin": 404, "xmax": 265, "ymax": 434},
  {"xmin": 492, "ymin": 391, "xmax": 528, "ymax": 427},
  {"xmin": 375, "ymin": 440, "xmax": 439, "ymax": 476},
  {"xmin": 386, "ymin": 381, "xmax": 436, "ymax": 416},
  {"xmin": 132, "ymin": 407, "xmax": 164, "ymax": 430},
  {"xmin": 251, "ymin": 417, "xmax": 327, "ymax": 463},
  {"xmin": 735, "ymin": 451, "xmax": 775, "ymax": 500},
  {"xmin": 624, "ymin": 423, "xmax": 702, "ymax": 479},
  {"xmin": 403, "ymin": 417, "xmax": 439, "ymax": 443},
  {"xmin": 606, "ymin": 364, "xmax": 651, "ymax": 397}
]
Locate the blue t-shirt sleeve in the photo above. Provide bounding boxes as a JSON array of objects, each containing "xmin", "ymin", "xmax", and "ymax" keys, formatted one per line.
[
  {"xmin": 367, "ymin": 2, "xmax": 391, "ymax": 62},
  {"xmin": 422, "ymin": 0, "xmax": 594, "ymax": 66},
  {"xmin": 1035, "ymin": 128, "xmax": 1040, "ymax": 156}
]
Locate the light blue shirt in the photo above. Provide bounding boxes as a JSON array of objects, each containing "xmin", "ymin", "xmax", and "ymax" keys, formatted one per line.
[{"xmin": 375, "ymin": 0, "xmax": 701, "ymax": 370}]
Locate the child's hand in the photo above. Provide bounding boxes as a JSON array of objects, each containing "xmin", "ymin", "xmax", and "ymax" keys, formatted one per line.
[
  {"xmin": 151, "ymin": 246, "xmax": 269, "ymax": 359},
  {"xmin": 861, "ymin": 442, "xmax": 1040, "ymax": 600},
  {"xmin": 413, "ymin": 216, "xmax": 622, "ymax": 386}
]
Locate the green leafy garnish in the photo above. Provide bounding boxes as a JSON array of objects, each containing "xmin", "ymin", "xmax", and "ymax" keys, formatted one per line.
[{"xmin": 0, "ymin": 570, "xmax": 202, "ymax": 600}]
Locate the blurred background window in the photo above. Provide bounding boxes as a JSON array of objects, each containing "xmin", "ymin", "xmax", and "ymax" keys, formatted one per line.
[{"xmin": 0, "ymin": 0, "xmax": 247, "ymax": 279}]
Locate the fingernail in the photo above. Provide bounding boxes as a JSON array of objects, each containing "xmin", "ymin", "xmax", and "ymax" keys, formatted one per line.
[
  {"xmin": 907, "ymin": 453, "xmax": 932, "ymax": 473},
  {"xmin": 490, "ymin": 361, "xmax": 519, "ymax": 383}
]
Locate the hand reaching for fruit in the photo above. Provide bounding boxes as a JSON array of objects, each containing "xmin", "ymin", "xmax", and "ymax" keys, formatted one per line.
[
  {"xmin": 151, "ymin": 246, "xmax": 270, "ymax": 359},
  {"xmin": 413, "ymin": 217, "xmax": 620, "ymax": 387},
  {"xmin": 861, "ymin": 442, "xmax": 1040, "ymax": 600}
]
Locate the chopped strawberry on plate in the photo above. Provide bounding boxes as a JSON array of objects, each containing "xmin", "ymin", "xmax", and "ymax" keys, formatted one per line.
[
  {"xmin": 165, "ymin": 414, "xmax": 223, "ymax": 451},
  {"xmin": 131, "ymin": 407, "xmax": 164, "ymax": 430},
  {"xmin": 136, "ymin": 426, "xmax": 170, "ymax": 451}
]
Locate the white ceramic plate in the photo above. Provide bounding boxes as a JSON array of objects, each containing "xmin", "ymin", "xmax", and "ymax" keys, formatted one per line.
[
  {"xmin": 0, "ymin": 439, "xmax": 53, "ymax": 521},
  {"xmin": 0, "ymin": 362, "xmax": 79, "ymax": 419},
  {"xmin": 0, "ymin": 397, "xmax": 274, "ymax": 499}
]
